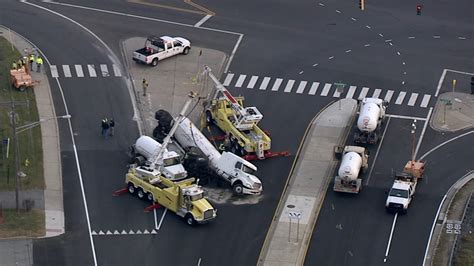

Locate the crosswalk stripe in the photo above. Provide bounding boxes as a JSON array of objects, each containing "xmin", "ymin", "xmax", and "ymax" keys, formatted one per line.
[
  {"xmin": 100, "ymin": 64, "xmax": 109, "ymax": 77},
  {"xmin": 50, "ymin": 65, "xmax": 59, "ymax": 78},
  {"xmin": 372, "ymin": 89, "xmax": 381, "ymax": 98},
  {"xmin": 223, "ymin": 73, "xmax": 234, "ymax": 86},
  {"xmin": 284, "ymin": 80, "xmax": 295, "ymax": 93},
  {"xmin": 345, "ymin": 86, "xmax": 356, "ymax": 98},
  {"xmin": 62, "ymin": 65, "xmax": 72, "ymax": 78},
  {"xmin": 247, "ymin": 76, "xmax": 259, "ymax": 88},
  {"xmin": 259, "ymin": 77, "xmax": 271, "ymax": 90},
  {"xmin": 395, "ymin": 91, "xmax": 407, "ymax": 105},
  {"xmin": 74, "ymin": 65, "xmax": 84, "ymax": 77},
  {"xmin": 271, "ymin": 78, "xmax": 283, "ymax": 91},
  {"xmin": 235, "ymin": 75, "xmax": 247, "ymax": 87},
  {"xmin": 333, "ymin": 87, "xmax": 342, "ymax": 97},
  {"xmin": 296, "ymin": 81, "xmax": 307, "ymax": 94},
  {"xmin": 407, "ymin": 93, "xmax": 418, "ymax": 106},
  {"xmin": 87, "ymin": 65, "xmax": 97, "ymax": 77},
  {"xmin": 420, "ymin": 94, "xmax": 431, "ymax": 108},
  {"xmin": 308, "ymin": 82, "xmax": 320, "ymax": 95},
  {"xmin": 113, "ymin": 64, "xmax": 122, "ymax": 77},
  {"xmin": 358, "ymin": 87, "xmax": 369, "ymax": 99},
  {"xmin": 384, "ymin": 90, "xmax": 394, "ymax": 102},
  {"xmin": 320, "ymin": 83, "xmax": 331, "ymax": 96}
]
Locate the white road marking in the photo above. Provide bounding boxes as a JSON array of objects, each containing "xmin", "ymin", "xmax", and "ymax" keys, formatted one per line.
[
  {"xmin": 284, "ymin": 80, "xmax": 295, "ymax": 93},
  {"xmin": 414, "ymin": 107, "xmax": 433, "ymax": 159},
  {"xmin": 320, "ymin": 83, "xmax": 331, "ymax": 96},
  {"xmin": 223, "ymin": 73, "xmax": 234, "ymax": 86},
  {"xmin": 247, "ymin": 75, "xmax": 258, "ymax": 88},
  {"xmin": 372, "ymin": 89, "xmax": 381, "ymax": 98},
  {"xmin": 365, "ymin": 25, "xmax": 371, "ymax": 29},
  {"xmin": 318, "ymin": 3, "xmax": 325, "ymax": 6},
  {"xmin": 308, "ymin": 82, "xmax": 320, "ymax": 95},
  {"xmin": 358, "ymin": 87, "xmax": 369, "ymax": 99},
  {"xmin": 336, "ymin": 10, "xmax": 341, "ymax": 13},
  {"xmin": 364, "ymin": 43, "xmax": 371, "ymax": 47},
  {"xmin": 395, "ymin": 91, "xmax": 406, "ymax": 105},
  {"xmin": 74, "ymin": 64, "xmax": 84, "ymax": 77},
  {"xmin": 384, "ymin": 90, "xmax": 394, "ymax": 103},
  {"xmin": 332, "ymin": 87, "xmax": 342, "ymax": 97},
  {"xmin": 366, "ymin": 117, "xmax": 391, "ymax": 185},
  {"xmin": 100, "ymin": 64, "xmax": 109, "ymax": 77},
  {"xmin": 408, "ymin": 36, "xmax": 415, "ymax": 39},
  {"xmin": 194, "ymin": 14, "xmax": 212, "ymax": 27},
  {"xmin": 50, "ymin": 65, "xmax": 59, "ymax": 78},
  {"xmin": 445, "ymin": 69, "xmax": 474, "ymax": 75},
  {"xmin": 435, "ymin": 69, "xmax": 447, "ymax": 97},
  {"xmin": 420, "ymin": 94, "xmax": 431, "ymax": 108},
  {"xmin": 397, "ymin": 51, "xmax": 401, "ymax": 56},
  {"xmin": 385, "ymin": 39, "xmax": 392, "ymax": 42},
  {"xmin": 328, "ymin": 56, "xmax": 334, "ymax": 60},
  {"xmin": 225, "ymin": 33, "xmax": 243, "ymax": 73},
  {"xmin": 345, "ymin": 86, "xmax": 356, "ymax": 99},
  {"xmin": 259, "ymin": 77, "xmax": 271, "ymax": 90},
  {"xmin": 351, "ymin": 17, "xmax": 357, "ymax": 21},
  {"xmin": 384, "ymin": 213, "xmax": 398, "ymax": 262},
  {"xmin": 235, "ymin": 74, "xmax": 246, "ymax": 87},
  {"xmin": 423, "ymin": 194, "xmax": 448, "ymax": 266},
  {"xmin": 112, "ymin": 64, "xmax": 121, "ymax": 77},
  {"xmin": 157, "ymin": 208, "xmax": 167, "ymax": 230},
  {"xmin": 312, "ymin": 63, "xmax": 318, "ymax": 67},
  {"xmin": 402, "ymin": 81, "xmax": 405, "ymax": 85},
  {"xmin": 345, "ymin": 49, "xmax": 351, "ymax": 53},
  {"xmin": 433, "ymin": 35, "xmax": 440, "ymax": 39},
  {"xmin": 299, "ymin": 71, "xmax": 304, "ymax": 75},
  {"xmin": 153, "ymin": 209, "xmax": 158, "ymax": 229},
  {"xmin": 271, "ymin": 78, "xmax": 283, "ymax": 91},
  {"xmin": 385, "ymin": 114, "xmax": 427, "ymax": 121},
  {"xmin": 378, "ymin": 33, "xmax": 384, "ymax": 37},
  {"xmin": 198, "ymin": 257, "xmax": 202, "ymax": 266},
  {"xmin": 407, "ymin": 93, "xmax": 419, "ymax": 106},
  {"xmin": 388, "ymin": 42, "xmax": 393, "ymax": 46},
  {"xmin": 296, "ymin": 81, "xmax": 307, "ymax": 94},
  {"xmin": 87, "ymin": 64, "xmax": 97, "ymax": 77},
  {"xmin": 419, "ymin": 130, "xmax": 472, "ymax": 161},
  {"xmin": 457, "ymin": 36, "xmax": 466, "ymax": 40},
  {"xmin": 62, "ymin": 65, "xmax": 72, "ymax": 78}
]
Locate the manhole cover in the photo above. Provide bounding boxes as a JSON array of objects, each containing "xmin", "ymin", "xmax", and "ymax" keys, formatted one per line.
[{"xmin": 287, "ymin": 204, "xmax": 295, "ymax": 208}]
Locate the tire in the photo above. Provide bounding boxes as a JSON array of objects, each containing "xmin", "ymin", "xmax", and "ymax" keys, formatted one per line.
[
  {"xmin": 18, "ymin": 86, "xmax": 26, "ymax": 92},
  {"xmin": 146, "ymin": 192, "xmax": 154, "ymax": 202},
  {"xmin": 205, "ymin": 111, "xmax": 213, "ymax": 125},
  {"xmin": 151, "ymin": 58, "xmax": 158, "ymax": 67},
  {"xmin": 183, "ymin": 47, "xmax": 190, "ymax": 55},
  {"xmin": 233, "ymin": 182, "xmax": 244, "ymax": 195},
  {"xmin": 134, "ymin": 155, "xmax": 146, "ymax": 166},
  {"xmin": 185, "ymin": 214, "xmax": 195, "ymax": 226},
  {"xmin": 127, "ymin": 183, "xmax": 136, "ymax": 195},
  {"xmin": 239, "ymin": 146, "xmax": 246, "ymax": 156},
  {"xmin": 137, "ymin": 188, "xmax": 145, "ymax": 199}
]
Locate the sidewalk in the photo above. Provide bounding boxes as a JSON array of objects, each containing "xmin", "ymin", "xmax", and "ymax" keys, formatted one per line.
[
  {"xmin": 430, "ymin": 92, "xmax": 474, "ymax": 132},
  {"xmin": 121, "ymin": 37, "xmax": 227, "ymax": 134},
  {"xmin": 258, "ymin": 98, "xmax": 358, "ymax": 266},
  {"xmin": 0, "ymin": 25, "xmax": 64, "ymax": 264}
]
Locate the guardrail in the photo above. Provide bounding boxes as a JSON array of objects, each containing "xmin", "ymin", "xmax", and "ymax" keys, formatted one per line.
[{"xmin": 448, "ymin": 192, "xmax": 473, "ymax": 265}]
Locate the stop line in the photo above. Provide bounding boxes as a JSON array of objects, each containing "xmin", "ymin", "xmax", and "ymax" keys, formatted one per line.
[{"xmin": 222, "ymin": 73, "xmax": 433, "ymax": 108}]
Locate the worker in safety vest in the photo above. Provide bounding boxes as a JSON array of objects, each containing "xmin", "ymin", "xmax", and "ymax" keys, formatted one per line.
[
  {"xmin": 12, "ymin": 61, "xmax": 17, "ymax": 70},
  {"xmin": 35, "ymin": 56, "xmax": 43, "ymax": 72},
  {"xmin": 29, "ymin": 54, "xmax": 35, "ymax": 70},
  {"xmin": 17, "ymin": 58, "xmax": 23, "ymax": 68},
  {"xmin": 101, "ymin": 117, "xmax": 110, "ymax": 139}
]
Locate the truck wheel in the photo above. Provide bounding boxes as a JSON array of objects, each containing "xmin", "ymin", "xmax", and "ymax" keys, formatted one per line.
[
  {"xmin": 205, "ymin": 111, "xmax": 213, "ymax": 125},
  {"xmin": 151, "ymin": 58, "xmax": 158, "ymax": 67},
  {"xmin": 134, "ymin": 155, "xmax": 146, "ymax": 166},
  {"xmin": 183, "ymin": 47, "xmax": 190, "ymax": 55},
  {"xmin": 146, "ymin": 192, "xmax": 154, "ymax": 202},
  {"xmin": 137, "ymin": 188, "xmax": 145, "ymax": 199},
  {"xmin": 18, "ymin": 86, "xmax": 26, "ymax": 92},
  {"xmin": 185, "ymin": 214, "xmax": 195, "ymax": 226},
  {"xmin": 233, "ymin": 183, "xmax": 244, "ymax": 195},
  {"xmin": 239, "ymin": 147, "xmax": 246, "ymax": 156},
  {"xmin": 127, "ymin": 183, "xmax": 136, "ymax": 195}
]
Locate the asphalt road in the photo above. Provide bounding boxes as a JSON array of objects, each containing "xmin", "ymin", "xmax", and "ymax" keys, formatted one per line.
[{"xmin": 1, "ymin": 0, "xmax": 472, "ymax": 265}]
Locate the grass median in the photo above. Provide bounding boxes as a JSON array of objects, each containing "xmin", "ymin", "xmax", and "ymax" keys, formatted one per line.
[{"xmin": 0, "ymin": 36, "xmax": 45, "ymax": 237}]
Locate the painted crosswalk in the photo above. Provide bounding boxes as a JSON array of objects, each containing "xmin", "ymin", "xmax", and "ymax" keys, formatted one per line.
[
  {"xmin": 49, "ymin": 64, "xmax": 122, "ymax": 78},
  {"xmin": 222, "ymin": 73, "xmax": 435, "ymax": 108}
]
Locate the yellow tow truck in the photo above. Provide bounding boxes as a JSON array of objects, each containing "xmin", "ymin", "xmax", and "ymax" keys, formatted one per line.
[
  {"xmin": 125, "ymin": 92, "xmax": 216, "ymax": 225},
  {"xmin": 203, "ymin": 66, "xmax": 286, "ymax": 160}
]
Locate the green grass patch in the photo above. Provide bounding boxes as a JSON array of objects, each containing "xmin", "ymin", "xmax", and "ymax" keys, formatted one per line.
[
  {"xmin": 0, "ymin": 209, "xmax": 45, "ymax": 237},
  {"xmin": 0, "ymin": 36, "xmax": 44, "ymax": 191},
  {"xmin": 454, "ymin": 231, "xmax": 474, "ymax": 266}
]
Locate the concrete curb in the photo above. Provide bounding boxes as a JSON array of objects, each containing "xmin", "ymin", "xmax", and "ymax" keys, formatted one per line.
[
  {"xmin": 0, "ymin": 25, "xmax": 64, "ymax": 238},
  {"xmin": 423, "ymin": 170, "xmax": 474, "ymax": 266},
  {"xmin": 429, "ymin": 92, "xmax": 474, "ymax": 133}
]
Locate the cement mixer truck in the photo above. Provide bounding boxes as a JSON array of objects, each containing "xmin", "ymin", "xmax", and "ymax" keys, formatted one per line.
[
  {"xmin": 333, "ymin": 146, "xmax": 369, "ymax": 194},
  {"xmin": 354, "ymin": 98, "xmax": 387, "ymax": 144}
]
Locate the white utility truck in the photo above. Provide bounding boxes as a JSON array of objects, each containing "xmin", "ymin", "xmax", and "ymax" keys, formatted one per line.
[
  {"xmin": 385, "ymin": 161, "xmax": 425, "ymax": 213},
  {"xmin": 132, "ymin": 35, "xmax": 191, "ymax": 66},
  {"xmin": 354, "ymin": 98, "xmax": 387, "ymax": 144},
  {"xmin": 130, "ymin": 136, "xmax": 188, "ymax": 181},
  {"xmin": 172, "ymin": 117, "xmax": 263, "ymax": 195},
  {"xmin": 126, "ymin": 92, "xmax": 216, "ymax": 225},
  {"xmin": 333, "ymin": 146, "xmax": 368, "ymax": 194}
]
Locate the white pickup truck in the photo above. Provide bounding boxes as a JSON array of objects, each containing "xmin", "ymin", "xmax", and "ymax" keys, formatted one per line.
[{"xmin": 132, "ymin": 35, "xmax": 191, "ymax": 66}]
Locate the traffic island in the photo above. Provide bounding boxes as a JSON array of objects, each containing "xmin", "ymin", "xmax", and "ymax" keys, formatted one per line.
[
  {"xmin": 258, "ymin": 98, "xmax": 357, "ymax": 266},
  {"xmin": 430, "ymin": 92, "xmax": 474, "ymax": 132}
]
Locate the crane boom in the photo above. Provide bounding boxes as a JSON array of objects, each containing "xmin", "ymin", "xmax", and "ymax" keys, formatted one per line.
[{"xmin": 149, "ymin": 92, "xmax": 197, "ymax": 171}]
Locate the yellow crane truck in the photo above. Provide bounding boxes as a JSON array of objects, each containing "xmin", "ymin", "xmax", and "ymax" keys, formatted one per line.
[
  {"xmin": 126, "ymin": 92, "xmax": 216, "ymax": 225},
  {"xmin": 204, "ymin": 66, "xmax": 271, "ymax": 159}
]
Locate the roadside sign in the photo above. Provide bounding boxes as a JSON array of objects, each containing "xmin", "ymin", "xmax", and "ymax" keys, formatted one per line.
[{"xmin": 288, "ymin": 211, "xmax": 301, "ymax": 220}]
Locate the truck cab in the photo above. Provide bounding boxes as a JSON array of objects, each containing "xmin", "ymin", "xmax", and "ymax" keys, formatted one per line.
[
  {"xmin": 132, "ymin": 35, "xmax": 191, "ymax": 66},
  {"xmin": 215, "ymin": 152, "xmax": 262, "ymax": 195}
]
